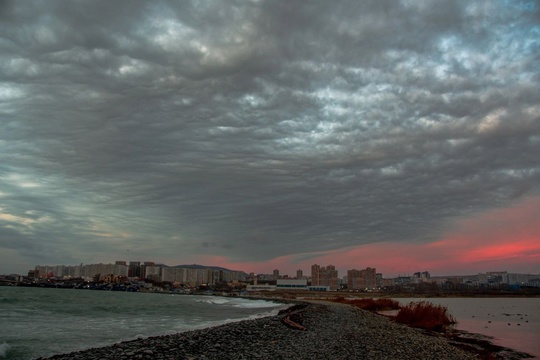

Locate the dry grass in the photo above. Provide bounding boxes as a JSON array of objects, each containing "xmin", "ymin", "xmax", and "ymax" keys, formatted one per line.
[
  {"xmin": 394, "ymin": 301, "xmax": 456, "ymax": 332},
  {"xmin": 331, "ymin": 297, "xmax": 400, "ymax": 311}
]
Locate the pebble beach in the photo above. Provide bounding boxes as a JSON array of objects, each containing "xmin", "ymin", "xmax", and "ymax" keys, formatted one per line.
[{"xmin": 36, "ymin": 302, "xmax": 480, "ymax": 360}]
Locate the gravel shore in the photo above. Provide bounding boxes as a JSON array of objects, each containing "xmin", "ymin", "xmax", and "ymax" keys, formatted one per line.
[{"xmin": 38, "ymin": 302, "xmax": 477, "ymax": 360}]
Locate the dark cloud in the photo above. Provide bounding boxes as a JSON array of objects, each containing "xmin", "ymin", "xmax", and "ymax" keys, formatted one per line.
[{"xmin": 1, "ymin": 0, "xmax": 539, "ymax": 273}]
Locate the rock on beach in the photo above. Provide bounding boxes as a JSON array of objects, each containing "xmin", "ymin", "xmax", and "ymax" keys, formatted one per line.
[{"xmin": 37, "ymin": 302, "xmax": 476, "ymax": 360}]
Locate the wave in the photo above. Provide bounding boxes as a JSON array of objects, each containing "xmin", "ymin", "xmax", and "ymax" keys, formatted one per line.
[
  {"xmin": 0, "ymin": 343, "xmax": 11, "ymax": 358},
  {"xmin": 232, "ymin": 299, "xmax": 285, "ymax": 309},
  {"xmin": 196, "ymin": 298, "xmax": 230, "ymax": 305},
  {"xmin": 196, "ymin": 297, "xmax": 285, "ymax": 309}
]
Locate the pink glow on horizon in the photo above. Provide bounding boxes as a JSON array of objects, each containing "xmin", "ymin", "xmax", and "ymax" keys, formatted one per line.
[{"xmin": 195, "ymin": 196, "xmax": 540, "ymax": 277}]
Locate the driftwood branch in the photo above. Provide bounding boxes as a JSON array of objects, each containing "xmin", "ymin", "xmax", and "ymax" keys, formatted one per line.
[{"xmin": 282, "ymin": 314, "xmax": 306, "ymax": 330}]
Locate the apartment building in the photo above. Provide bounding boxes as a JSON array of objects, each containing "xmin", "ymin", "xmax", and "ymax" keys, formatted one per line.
[
  {"xmin": 311, "ymin": 264, "xmax": 339, "ymax": 290},
  {"xmin": 347, "ymin": 267, "xmax": 377, "ymax": 290}
]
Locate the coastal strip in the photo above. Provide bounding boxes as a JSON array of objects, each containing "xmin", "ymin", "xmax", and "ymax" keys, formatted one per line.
[{"xmin": 36, "ymin": 302, "xmax": 478, "ymax": 360}]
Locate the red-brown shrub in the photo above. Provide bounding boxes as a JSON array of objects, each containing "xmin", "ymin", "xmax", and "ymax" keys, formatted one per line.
[{"xmin": 394, "ymin": 301, "xmax": 456, "ymax": 332}]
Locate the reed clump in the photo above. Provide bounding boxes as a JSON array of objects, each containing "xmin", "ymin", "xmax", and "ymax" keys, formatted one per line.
[{"xmin": 394, "ymin": 301, "xmax": 456, "ymax": 332}]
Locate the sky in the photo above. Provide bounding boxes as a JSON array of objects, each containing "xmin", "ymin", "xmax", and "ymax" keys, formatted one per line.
[{"xmin": 1, "ymin": 0, "xmax": 539, "ymax": 277}]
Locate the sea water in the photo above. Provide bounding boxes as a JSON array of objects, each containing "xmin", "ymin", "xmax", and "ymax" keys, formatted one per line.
[
  {"xmin": 0, "ymin": 287, "xmax": 288, "ymax": 360},
  {"xmin": 394, "ymin": 297, "xmax": 540, "ymax": 358}
]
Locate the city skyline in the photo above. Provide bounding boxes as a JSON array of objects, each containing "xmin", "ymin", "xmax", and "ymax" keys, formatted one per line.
[
  {"xmin": 6, "ymin": 257, "xmax": 540, "ymax": 281},
  {"xmin": 1, "ymin": 1, "xmax": 539, "ymax": 277}
]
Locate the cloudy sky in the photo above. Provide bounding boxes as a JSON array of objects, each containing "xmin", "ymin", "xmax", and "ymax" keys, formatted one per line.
[{"xmin": 1, "ymin": 0, "xmax": 539, "ymax": 277}]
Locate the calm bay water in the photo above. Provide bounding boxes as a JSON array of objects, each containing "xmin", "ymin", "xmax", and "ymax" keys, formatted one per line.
[
  {"xmin": 0, "ymin": 287, "xmax": 287, "ymax": 360},
  {"xmin": 394, "ymin": 297, "xmax": 540, "ymax": 358}
]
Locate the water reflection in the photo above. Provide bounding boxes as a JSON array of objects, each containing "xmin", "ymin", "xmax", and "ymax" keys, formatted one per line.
[{"xmin": 392, "ymin": 297, "xmax": 540, "ymax": 357}]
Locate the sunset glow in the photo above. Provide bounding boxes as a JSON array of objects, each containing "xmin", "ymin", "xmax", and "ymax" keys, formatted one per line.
[{"xmin": 199, "ymin": 197, "xmax": 540, "ymax": 277}]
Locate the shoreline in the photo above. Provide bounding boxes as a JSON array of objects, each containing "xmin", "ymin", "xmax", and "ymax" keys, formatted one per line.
[{"xmin": 35, "ymin": 301, "xmax": 518, "ymax": 360}]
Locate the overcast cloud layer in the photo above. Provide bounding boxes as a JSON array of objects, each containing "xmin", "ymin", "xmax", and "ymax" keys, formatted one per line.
[{"xmin": 1, "ymin": 0, "xmax": 539, "ymax": 274}]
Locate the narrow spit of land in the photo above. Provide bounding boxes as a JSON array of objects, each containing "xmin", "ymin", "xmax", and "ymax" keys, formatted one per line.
[{"xmin": 37, "ymin": 302, "xmax": 478, "ymax": 360}]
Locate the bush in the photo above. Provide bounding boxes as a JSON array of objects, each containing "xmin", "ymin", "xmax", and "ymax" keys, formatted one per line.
[{"xmin": 394, "ymin": 301, "xmax": 456, "ymax": 332}]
